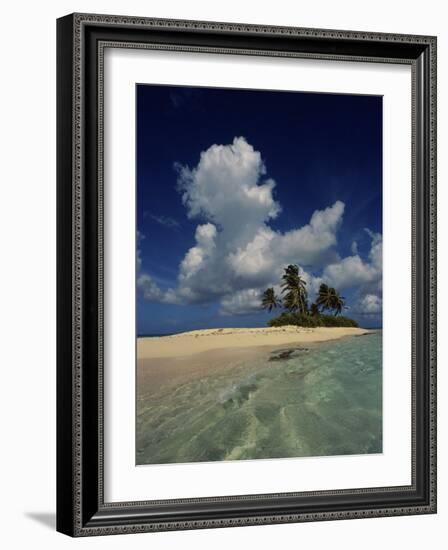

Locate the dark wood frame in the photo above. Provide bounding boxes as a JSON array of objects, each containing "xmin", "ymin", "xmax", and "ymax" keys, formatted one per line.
[{"xmin": 57, "ymin": 13, "xmax": 437, "ymax": 537}]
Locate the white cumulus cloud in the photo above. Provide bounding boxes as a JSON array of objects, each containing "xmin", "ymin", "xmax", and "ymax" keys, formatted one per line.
[
  {"xmin": 322, "ymin": 229, "xmax": 382, "ymax": 319},
  {"xmin": 137, "ymin": 273, "xmax": 163, "ymax": 302},
  {"xmin": 138, "ymin": 136, "xmax": 377, "ymax": 316},
  {"xmin": 176, "ymin": 137, "xmax": 281, "ymax": 238},
  {"xmin": 322, "ymin": 229, "xmax": 382, "ymax": 292},
  {"xmin": 355, "ymin": 294, "xmax": 382, "ymax": 314},
  {"xmin": 220, "ymin": 288, "xmax": 265, "ymax": 316}
]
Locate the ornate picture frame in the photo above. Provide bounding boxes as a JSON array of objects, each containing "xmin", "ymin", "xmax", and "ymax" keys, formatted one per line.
[{"xmin": 57, "ymin": 13, "xmax": 437, "ymax": 536}]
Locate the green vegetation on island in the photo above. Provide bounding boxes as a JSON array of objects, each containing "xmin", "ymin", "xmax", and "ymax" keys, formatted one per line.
[{"xmin": 261, "ymin": 264, "xmax": 359, "ymax": 328}]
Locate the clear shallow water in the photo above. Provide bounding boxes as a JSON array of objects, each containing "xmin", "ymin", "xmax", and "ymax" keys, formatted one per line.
[{"xmin": 136, "ymin": 332, "xmax": 382, "ymax": 465}]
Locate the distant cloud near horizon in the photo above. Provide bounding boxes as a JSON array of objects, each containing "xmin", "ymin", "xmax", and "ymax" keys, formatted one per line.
[
  {"xmin": 137, "ymin": 137, "xmax": 382, "ymax": 318},
  {"xmin": 355, "ymin": 294, "xmax": 383, "ymax": 315}
]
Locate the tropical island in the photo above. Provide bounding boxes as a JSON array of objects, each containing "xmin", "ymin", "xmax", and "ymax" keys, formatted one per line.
[
  {"xmin": 138, "ymin": 265, "xmax": 365, "ymax": 362},
  {"xmin": 137, "ymin": 267, "xmax": 366, "ymax": 363},
  {"xmin": 135, "ymin": 87, "xmax": 382, "ymax": 465},
  {"xmin": 261, "ymin": 264, "xmax": 359, "ymax": 328},
  {"xmin": 136, "ymin": 271, "xmax": 374, "ymax": 464}
]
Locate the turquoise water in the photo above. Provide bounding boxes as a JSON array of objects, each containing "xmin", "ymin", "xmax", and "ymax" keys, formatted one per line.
[{"xmin": 136, "ymin": 332, "xmax": 382, "ymax": 465}]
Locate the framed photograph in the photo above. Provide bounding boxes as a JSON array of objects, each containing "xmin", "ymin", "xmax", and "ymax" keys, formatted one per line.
[{"xmin": 57, "ymin": 13, "xmax": 437, "ymax": 536}]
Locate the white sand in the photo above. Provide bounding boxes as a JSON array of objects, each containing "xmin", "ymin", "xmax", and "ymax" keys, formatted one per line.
[{"xmin": 137, "ymin": 326, "xmax": 369, "ymax": 360}]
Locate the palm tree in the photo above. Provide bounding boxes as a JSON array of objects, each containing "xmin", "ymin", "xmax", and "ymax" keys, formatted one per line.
[
  {"xmin": 331, "ymin": 290, "xmax": 346, "ymax": 316},
  {"xmin": 261, "ymin": 287, "xmax": 281, "ymax": 312},
  {"xmin": 281, "ymin": 264, "xmax": 308, "ymax": 314},
  {"xmin": 309, "ymin": 302, "xmax": 320, "ymax": 317},
  {"xmin": 316, "ymin": 284, "xmax": 346, "ymax": 315},
  {"xmin": 316, "ymin": 283, "xmax": 333, "ymax": 312}
]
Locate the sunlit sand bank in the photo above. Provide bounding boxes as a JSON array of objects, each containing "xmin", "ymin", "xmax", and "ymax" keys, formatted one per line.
[{"xmin": 137, "ymin": 326, "xmax": 370, "ymax": 360}]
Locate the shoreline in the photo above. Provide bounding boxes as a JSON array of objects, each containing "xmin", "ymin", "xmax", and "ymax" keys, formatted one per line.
[{"xmin": 137, "ymin": 326, "xmax": 370, "ymax": 360}]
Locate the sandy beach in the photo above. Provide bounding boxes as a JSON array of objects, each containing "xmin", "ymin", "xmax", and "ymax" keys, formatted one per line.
[{"xmin": 137, "ymin": 325, "xmax": 370, "ymax": 360}]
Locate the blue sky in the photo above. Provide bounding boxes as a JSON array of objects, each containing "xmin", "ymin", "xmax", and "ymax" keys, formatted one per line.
[{"xmin": 136, "ymin": 85, "xmax": 382, "ymax": 335}]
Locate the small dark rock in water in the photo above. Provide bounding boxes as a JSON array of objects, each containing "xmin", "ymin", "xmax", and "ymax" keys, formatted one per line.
[{"xmin": 269, "ymin": 348, "xmax": 309, "ymax": 362}]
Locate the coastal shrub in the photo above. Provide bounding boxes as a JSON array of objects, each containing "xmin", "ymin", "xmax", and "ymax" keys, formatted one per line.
[
  {"xmin": 268, "ymin": 312, "xmax": 358, "ymax": 328},
  {"xmin": 268, "ymin": 312, "xmax": 319, "ymax": 328},
  {"xmin": 318, "ymin": 315, "xmax": 359, "ymax": 328}
]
